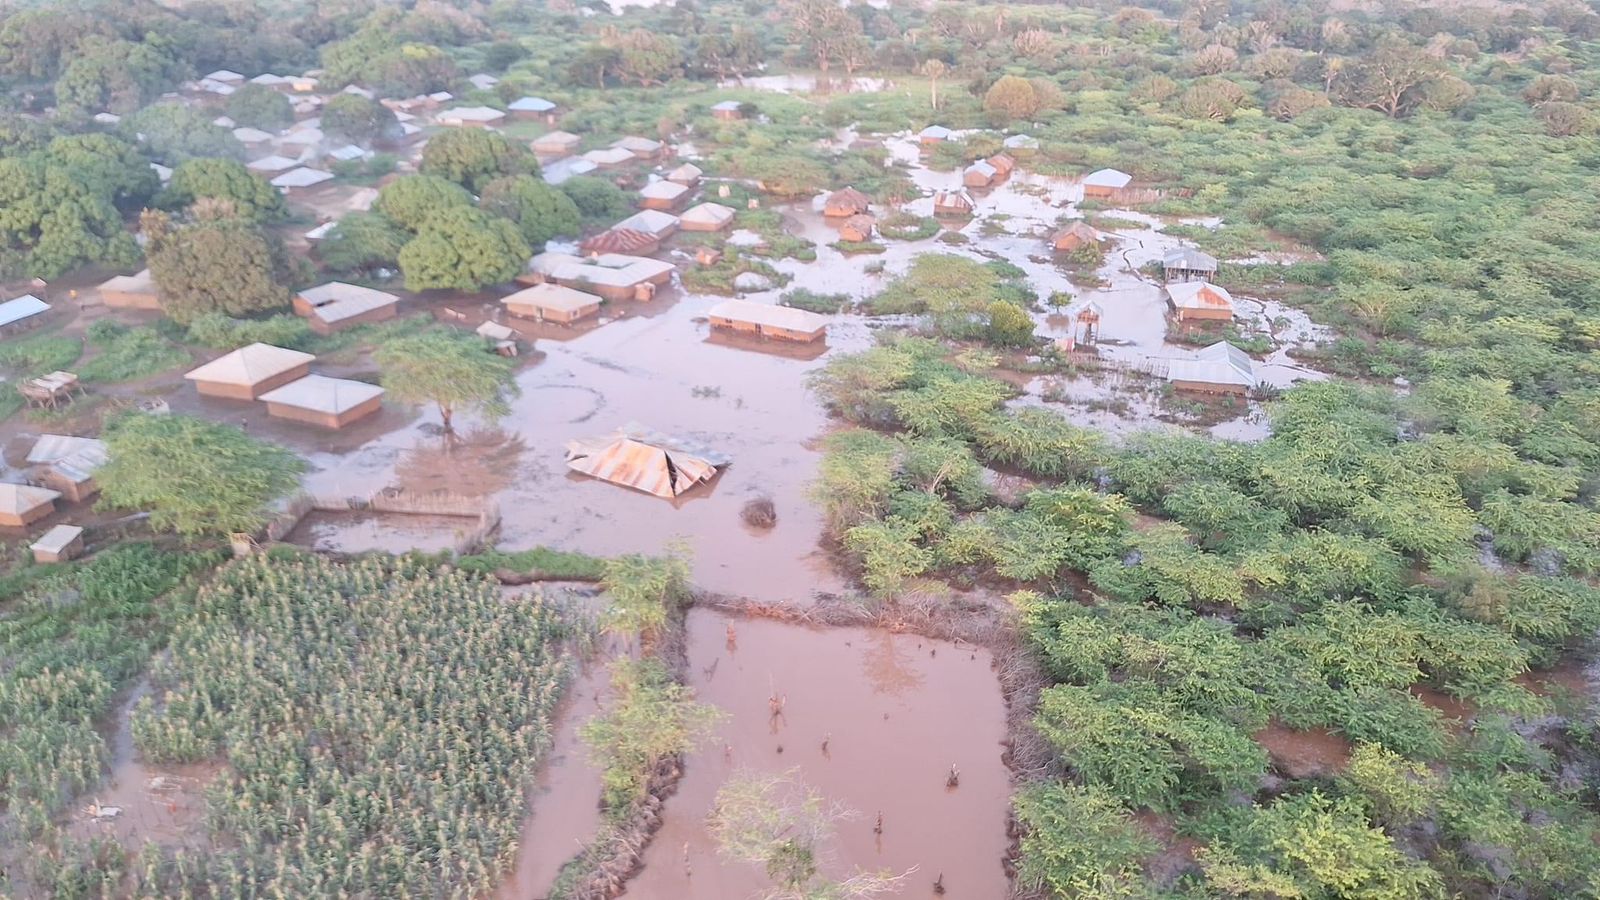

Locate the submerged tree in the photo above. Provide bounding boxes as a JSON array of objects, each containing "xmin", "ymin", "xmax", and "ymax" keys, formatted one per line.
[
  {"xmin": 600, "ymin": 548, "xmax": 692, "ymax": 645},
  {"xmin": 581, "ymin": 659, "xmax": 722, "ymax": 809},
  {"xmin": 710, "ymin": 769, "xmax": 911, "ymax": 900},
  {"xmin": 373, "ymin": 329, "xmax": 518, "ymax": 432},
  {"xmin": 97, "ymin": 413, "xmax": 304, "ymax": 537}
]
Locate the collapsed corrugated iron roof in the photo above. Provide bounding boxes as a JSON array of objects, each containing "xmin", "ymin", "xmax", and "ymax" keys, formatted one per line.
[
  {"xmin": 580, "ymin": 228, "xmax": 658, "ymax": 255},
  {"xmin": 565, "ymin": 422, "xmax": 730, "ymax": 499}
]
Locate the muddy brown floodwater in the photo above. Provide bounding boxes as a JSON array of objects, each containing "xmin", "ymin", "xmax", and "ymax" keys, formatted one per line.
[{"xmin": 625, "ymin": 609, "xmax": 1011, "ymax": 899}]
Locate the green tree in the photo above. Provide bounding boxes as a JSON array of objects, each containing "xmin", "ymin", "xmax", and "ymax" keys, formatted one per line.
[
  {"xmin": 372, "ymin": 328, "xmax": 518, "ymax": 431},
  {"xmin": 43, "ymin": 133, "xmax": 159, "ymax": 209},
  {"xmin": 397, "ymin": 206, "xmax": 530, "ymax": 292},
  {"xmin": 0, "ymin": 154, "xmax": 141, "ymax": 278},
  {"xmin": 0, "ymin": 8, "xmax": 116, "ymax": 81},
  {"xmin": 97, "ymin": 413, "xmax": 304, "ymax": 537},
  {"xmin": 986, "ymin": 299, "xmax": 1035, "ymax": 347},
  {"xmin": 145, "ymin": 211, "xmax": 292, "ymax": 325},
  {"xmin": 710, "ymin": 770, "xmax": 909, "ymax": 899},
  {"xmin": 1013, "ymin": 784, "xmax": 1157, "ymax": 898},
  {"xmin": 164, "ymin": 159, "xmax": 288, "ymax": 223},
  {"xmin": 321, "ymin": 93, "xmax": 400, "ymax": 146},
  {"xmin": 604, "ymin": 28, "xmax": 682, "ymax": 87},
  {"xmin": 478, "ymin": 175, "xmax": 581, "ymax": 248},
  {"xmin": 55, "ymin": 36, "xmax": 179, "ymax": 118},
  {"xmin": 419, "ymin": 128, "xmax": 539, "ymax": 191},
  {"xmin": 580, "ymin": 659, "xmax": 722, "ymax": 809},
  {"xmin": 373, "ymin": 174, "xmax": 473, "ymax": 232},
  {"xmin": 121, "ymin": 104, "xmax": 241, "ymax": 163},
  {"xmin": 559, "ymin": 175, "xmax": 636, "ymax": 227},
  {"xmin": 599, "ymin": 550, "xmax": 692, "ymax": 643},
  {"xmin": 984, "ymin": 74, "xmax": 1041, "ymax": 120},
  {"xmin": 225, "ymin": 83, "xmax": 293, "ymax": 132},
  {"xmin": 319, "ymin": 211, "xmax": 408, "ymax": 274}
]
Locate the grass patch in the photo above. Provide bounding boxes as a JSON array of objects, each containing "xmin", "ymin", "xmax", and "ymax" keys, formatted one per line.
[
  {"xmin": 734, "ymin": 208, "xmax": 817, "ymax": 262},
  {"xmin": 78, "ymin": 322, "xmax": 189, "ymax": 383},
  {"xmin": 879, "ymin": 212, "xmax": 940, "ymax": 241},
  {"xmin": 781, "ymin": 288, "xmax": 852, "ymax": 314},
  {"xmin": 0, "ymin": 331, "xmax": 82, "ymax": 377},
  {"xmin": 681, "ymin": 253, "xmax": 788, "ymax": 296},
  {"xmin": 455, "ymin": 546, "xmax": 607, "ymax": 580},
  {"xmin": 831, "ymin": 240, "xmax": 886, "ymax": 255}
]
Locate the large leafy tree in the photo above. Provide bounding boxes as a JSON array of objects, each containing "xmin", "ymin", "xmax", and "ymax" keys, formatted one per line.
[
  {"xmin": 419, "ymin": 128, "xmax": 539, "ymax": 191},
  {"xmin": 145, "ymin": 210, "xmax": 293, "ymax": 324},
  {"xmin": 121, "ymin": 104, "xmax": 241, "ymax": 163},
  {"xmin": 0, "ymin": 8, "xmax": 117, "ymax": 82},
  {"xmin": 602, "ymin": 28, "xmax": 682, "ymax": 87},
  {"xmin": 321, "ymin": 94, "xmax": 401, "ymax": 146},
  {"xmin": 396, "ymin": 205, "xmax": 529, "ymax": 292},
  {"xmin": 1013, "ymin": 784, "xmax": 1157, "ymax": 898},
  {"xmin": 97, "ymin": 413, "xmax": 304, "ymax": 538},
  {"xmin": 373, "ymin": 174, "xmax": 473, "ymax": 232},
  {"xmin": 478, "ymin": 175, "xmax": 580, "ymax": 248},
  {"xmin": 0, "ymin": 153, "xmax": 141, "ymax": 279},
  {"xmin": 164, "ymin": 159, "xmax": 287, "ymax": 223},
  {"xmin": 559, "ymin": 175, "xmax": 633, "ymax": 227},
  {"xmin": 42, "ymin": 134, "xmax": 159, "ymax": 210},
  {"xmin": 225, "ymin": 83, "xmax": 293, "ymax": 132},
  {"xmin": 319, "ymin": 211, "xmax": 408, "ymax": 274},
  {"xmin": 373, "ymin": 327, "xmax": 518, "ymax": 431},
  {"xmin": 54, "ymin": 36, "xmax": 181, "ymax": 118}
]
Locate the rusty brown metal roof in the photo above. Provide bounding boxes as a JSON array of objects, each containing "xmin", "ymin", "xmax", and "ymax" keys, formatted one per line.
[
  {"xmin": 580, "ymin": 228, "xmax": 658, "ymax": 256},
  {"xmin": 566, "ymin": 437, "xmax": 719, "ymax": 499}
]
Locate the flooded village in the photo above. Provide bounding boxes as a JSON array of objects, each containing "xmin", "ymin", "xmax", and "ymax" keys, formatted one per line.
[{"xmin": 5, "ymin": 1, "xmax": 1600, "ymax": 898}]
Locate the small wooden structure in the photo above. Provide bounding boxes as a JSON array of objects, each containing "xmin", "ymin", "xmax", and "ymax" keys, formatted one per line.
[
  {"xmin": 19, "ymin": 371, "xmax": 83, "ymax": 410},
  {"xmin": 99, "ymin": 269, "xmax": 161, "ymax": 310},
  {"xmin": 988, "ymin": 153, "xmax": 1016, "ymax": 177},
  {"xmin": 707, "ymin": 299, "xmax": 829, "ymax": 343},
  {"xmin": 0, "ymin": 483, "xmax": 60, "ymax": 528},
  {"xmin": 294, "ymin": 282, "xmax": 400, "ymax": 334},
  {"xmin": 933, "ymin": 189, "xmax": 975, "ymax": 217},
  {"xmin": 1051, "ymin": 222, "xmax": 1106, "ymax": 253},
  {"xmin": 711, "ymin": 100, "xmax": 745, "ymax": 121},
  {"xmin": 502, "ymin": 283, "xmax": 603, "ymax": 324},
  {"xmin": 696, "ymin": 246, "xmax": 724, "ymax": 266},
  {"xmin": 1163, "ymin": 248, "xmax": 1219, "ymax": 283},
  {"xmin": 475, "ymin": 321, "xmax": 519, "ymax": 356},
  {"xmin": 532, "ymin": 130, "xmax": 582, "ymax": 157},
  {"xmin": 30, "ymin": 524, "xmax": 84, "ymax": 563},
  {"xmin": 1082, "ymin": 168, "xmax": 1132, "ymax": 200},
  {"xmin": 839, "ymin": 214, "xmax": 876, "ymax": 243},
  {"xmin": 963, "ymin": 160, "xmax": 999, "ymax": 188},
  {"xmin": 1166, "ymin": 281, "xmax": 1235, "ymax": 323},
  {"xmin": 259, "ymin": 375, "xmax": 385, "ymax": 429},
  {"xmin": 0, "ymin": 295, "xmax": 50, "ymax": 336},
  {"xmin": 639, "ymin": 180, "xmax": 691, "ymax": 211},
  {"xmin": 27, "ymin": 434, "xmax": 107, "ymax": 503},
  {"xmin": 919, "ymin": 125, "xmax": 953, "ymax": 144},
  {"xmin": 185, "ymin": 343, "xmax": 315, "ymax": 401},
  {"xmin": 823, "ymin": 186, "xmax": 870, "ymax": 218},
  {"xmin": 1073, "ymin": 301, "xmax": 1103, "ymax": 344}
]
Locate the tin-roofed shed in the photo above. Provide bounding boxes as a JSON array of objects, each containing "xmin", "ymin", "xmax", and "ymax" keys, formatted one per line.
[
  {"xmin": 293, "ymin": 282, "xmax": 399, "ymax": 334},
  {"xmin": 99, "ymin": 270, "xmax": 160, "ymax": 310},
  {"xmin": 533, "ymin": 130, "xmax": 581, "ymax": 157},
  {"xmin": 0, "ymin": 483, "xmax": 61, "ymax": 528},
  {"xmin": 707, "ymin": 299, "xmax": 829, "ymax": 343},
  {"xmin": 1166, "ymin": 280, "xmax": 1234, "ymax": 322},
  {"xmin": 1163, "ymin": 247, "xmax": 1219, "ymax": 283},
  {"xmin": 185, "ymin": 343, "xmax": 316, "ymax": 400},
  {"xmin": 1164, "ymin": 341, "xmax": 1256, "ymax": 395},
  {"xmin": 259, "ymin": 375, "xmax": 385, "ymax": 429},
  {"xmin": 502, "ymin": 283, "xmax": 603, "ymax": 324}
]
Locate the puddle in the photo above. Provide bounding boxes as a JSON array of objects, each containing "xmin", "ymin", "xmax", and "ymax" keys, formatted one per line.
[
  {"xmin": 1253, "ymin": 721, "xmax": 1352, "ymax": 778},
  {"xmin": 66, "ymin": 681, "xmax": 218, "ymax": 852},
  {"xmin": 624, "ymin": 609, "xmax": 1011, "ymax": 898},
  {"xmin": 286, "ymin": 509, "xmax": 478, "ymax": 554}
]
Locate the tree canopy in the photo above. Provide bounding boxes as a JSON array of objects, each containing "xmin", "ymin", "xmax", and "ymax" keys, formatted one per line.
[
  {"xmin": 373, "ymin": 328, "xmax": 519, "ymax": 430},
  {"xmin": 396, "ymin": 205, "xmax": 530, "ymax": 292},
  {"xmin": 419, "ymin": 128, "xmax": 540, "ymax": 191},
  {"xmin": 478, "ymin": 175, "xmax": 581, "ymax": 249},
  {"xmin": 164, "ymin": 159, "xmax": 288, "ymax": 223}
]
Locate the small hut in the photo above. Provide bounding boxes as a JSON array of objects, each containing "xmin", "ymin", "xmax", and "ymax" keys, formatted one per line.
[
  {"xmin": 707, "ymin": 299, "xmax": 828, "ymax": 343},
  {"xmin": 0, "ymin": 483, "xmax": 60, "ymax": 528},
  {"xmin": 0, "ymin": 295, "xmax": 49, "ymax": 336},
  {"xmin": 666, "ymin": 163, "xmax": 703, "ymax": 187},
  {"xmin": 583, "ymin": 147, "xmax": 635, "ymax": 168},
  {"xmin": 502, "ymin": 283, "xmax": 603, "ymax": 324},
  {"xmin": 1163, "ymin": 248, "xmax": 1219, "ymax": 283},
  {"xmin": 1003, "ymin": 134, "xmax": 1039, "ymax": 153},
  {"xmin": 270, "ymin": 167, "xmax": 336, "ymax": 193},
  {"xmin": 680, "ymin": 202, "xmax": 736, "ymax": 233},
  {"xmin": 438, "ymin": 106, "xmax": 505, "ymax": 128},
  {"xmin": 508, "ymin": 96, "xmax": 558, "ymax": 123},
  {"xmin": 711, "ymin": 100, "xmax": 745, "ymax": 121},
  {"xmin": 639, "ymin": 179, "xmax": 691, "ymax": 212},
  {"xmin": 246, "ymin": 155, "xmax": 299, "ymax": 175},
  {"xmin": 294, "ymin": 282, "xmax": 399, "ymax": 334},
  {"xmin": 1082, "ymin": 168, "xmax": 1132, "ymax": 200},
  {"xmin": 1166, "ymin": 281, "xmax": 1234, "ymax": 322},
  {"xmin": 823, "ymin": 187, "xmax": 870, "ymax": 218},
  {"xmin": 185, "ymin": 343, "xmax": 316, "ymax": 400},
  {"xmin": 232, "ymin": 126, "xmax": 276, "ymax": 150},
  {"xmin": 580, "ymin": 228, "xmax": 661, "ymax": 256},
  {"xmin": 963, "ymin": 160, "xmax": 999, "ymax": 188},
  {"xmin": 99, "ymin": 269, "xmax": 160, "ymax": 310},
  {"xmin": 839, "ymin": 214, "xmax": 876, "ymax": 243},
  {"xmin": 26, "ymin": 435, "xmax": 107, "ymax": 503},
  {"xmin": 259, "ymin": 375, "xmax": 385, "ymax": 429},
  {"xmin": 919, "ymin": 125, "xmax": 953, "ymax": 144},
  {"xmin": 933, "ymin": 189, "xmax": 975, "ymax": 217},
  {"xmin": 528, "ymin": 252, "xmax": 676, "ymax": 303},
  {"xmin": 1164, "ymin": 341, "xmax": 1255, "ymax": 395},
  {"xmin": 542, "ymin": 157, "xmax": 598, "ymax": 184},
  {"xmin": 1051, "ymin": 222, "xmax": 1106, "ymax": 253},
  {"xmin": 468, "ymin": 73, "xmax": 500, "ymax": 91},
  {"xmin": 30, "ymin": 524, "xmax": 84, "ymax": 564},
  {"xmin": 615, "ymin": 209, "xmax": 680, "ymax": 241},
  {"xmin": 532, "ymin": 130, "xmax": 582, "ymax": 157},
  {"xmin": 987, "ymin": 153, "xmax": 1016, "ymax": 178},
  {"xmin": 612, "ymin": 136, "xmax": 664, "ymax": 161},
  {"xmin": 1073, "ymin": 301, "xmax": 1103, "ymax": 344}
]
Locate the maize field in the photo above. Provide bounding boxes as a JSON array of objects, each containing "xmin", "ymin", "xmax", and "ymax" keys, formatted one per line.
[{"xmin": 126, "ymin": 554, "xmax": 576, "ymax": 896}]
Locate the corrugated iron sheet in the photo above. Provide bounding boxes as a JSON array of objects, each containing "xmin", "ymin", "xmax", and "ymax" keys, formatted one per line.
[{"xmin": 567, "ymin": 438, "xmax": 720, "ymax": 499}]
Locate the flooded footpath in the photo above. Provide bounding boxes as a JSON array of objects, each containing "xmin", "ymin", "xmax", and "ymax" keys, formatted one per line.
[{"xmin": 623, "ymin": 609, "xmax": 1012, "ymax": 899}]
